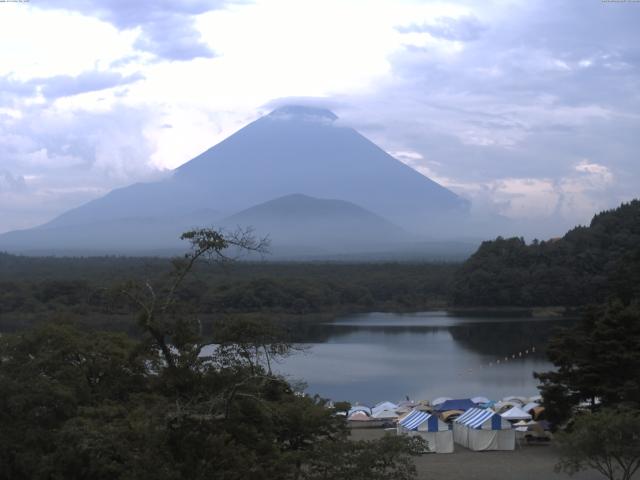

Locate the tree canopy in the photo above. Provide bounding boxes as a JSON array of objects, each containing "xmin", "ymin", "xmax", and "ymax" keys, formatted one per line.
[
  {"xmin": 555, "ymin": 408, "xmax": 640, "ymax": 480},
  {"xmin": 0, "ymin": 228, "xmax": 423, "ymax": 480},
  {"xmin": 453, "ymin": 200, "xmax": 640, "ymax": 307}
]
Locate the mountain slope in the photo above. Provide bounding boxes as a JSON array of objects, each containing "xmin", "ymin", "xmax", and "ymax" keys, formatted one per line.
[
  {"xmin": 0, "ymin": 105, "xmax": 469, "ymax": 254},
  {"xmin": 219, "ymin": 194, "xmax": 410, "ymax": 254}
]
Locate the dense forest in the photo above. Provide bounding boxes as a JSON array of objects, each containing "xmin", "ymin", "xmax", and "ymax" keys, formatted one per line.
[
  {"xmin": 453, "ymin": 200, "xmax": 640, "ymax": 307},
  {"xmin": 3, "ymin": 200, "xmax": 640, "ymax": 333},
  {"xmin": 0, "ymin": 254, "xmax": 456, "ymax": 333}
]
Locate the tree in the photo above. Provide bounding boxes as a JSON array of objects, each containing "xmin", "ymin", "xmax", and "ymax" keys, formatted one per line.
[
  {"xmin": 555, "ymin": 409, "xmax": 640, "ymax": 480},
  {"xmin": 0, "ymin": 322, "xmax": 149, "ymax": 480},
  {"xmin": 535, "ymin": 301, "xmax": 640, "ymax": 426},
  {"xmin": 0, "ymin": 228, "xmax": 424, "ymax": 480},
  {"xmin": 121, "ymin": 227, "xmax": 269, "ymax": 371},
  {"xmin": 304, "ymin": 435, "xmax": 426, "ymax": 480}
]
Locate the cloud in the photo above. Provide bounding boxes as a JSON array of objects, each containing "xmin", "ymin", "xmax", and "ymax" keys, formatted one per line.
[
  {"xmin": 36, "ymin": 0, "xmax": 234, "ymax": 61},
  {"xmin": 1, "ymin": 0, "xmax": 638, "ymax": 237},
  {"xmin": 0, "ymin": 170, "xmax": 27, "ymax": 193},
  {"xmin": 330, "ymin": 0, "xmax": 640, "ymax": 234},
  {"xmin": 132, "ymin": 14, "xmax": 216, "ymax": 61},
  {"xmin": 0, "ymin": 70, "xmax": 144, "ymax": 103},
  {"xmin": 38, "ymin": 71, "xmax": 144, "ymax": 100},
  {"xmin": 0, "ymin": 100, "xmax": 166, "ymax": 233},
  {"xmin": 396, "ymin": 15, "xmax": 487, "ymax": 42},
  {"xmin": 0, "ymin": 76, "xmax": 38, "ymax": 104}
]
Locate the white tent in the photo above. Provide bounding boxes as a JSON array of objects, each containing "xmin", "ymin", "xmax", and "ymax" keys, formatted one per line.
[
  {"xmin": 522, "ymin": 402, "xmax": 540, "ymax": 413},
  {"xmin": 494, "ymin": 401, "xmax": 519, "ymax": 413},
  {"xmin": 453, "ymin": 408, "xmax": 515, "ymax": 451},
  {"xmin": 501, "ymin": 406, "xmax": 533, "ymax": 421},
  {"xmin": 471, "ymin": 396, "xmax": 491, "ymax": 405},
  {"xmin": 348, "ymin": 405, "xmax": 372, "ymax": 416},
  {"xmin": 502, "ymin": 396, "xmax": 527, "ymax": 404},
  {"xmin": 397, "ymin": 410, "xmax": 454, "ymax": 453},
  {"xmin": 347, "ymin": 411, "xmax": 370, "ymax": 421},
  {"xmin": 372, "ymin": 408, "xmax": 399, "ymax": 420},
  {"xmin": 371, "ymin": 401, "xmax": 398, "ymax": 417}
]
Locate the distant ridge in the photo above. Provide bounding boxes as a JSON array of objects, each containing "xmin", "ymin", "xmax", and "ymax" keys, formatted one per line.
[{"xmin": 220, "ymin": 193, "xmax": 410, "ymax": 252}]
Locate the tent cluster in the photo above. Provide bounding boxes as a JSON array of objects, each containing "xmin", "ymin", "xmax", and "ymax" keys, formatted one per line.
[{"xmin": 343, "ymin": 394, "xmax": 549, "ymax": 453}]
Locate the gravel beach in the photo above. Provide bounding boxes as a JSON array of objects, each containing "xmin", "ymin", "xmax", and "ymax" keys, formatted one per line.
[{"xmin": 349, "ymin": 428, "xmax": 637, "ymax": 480}]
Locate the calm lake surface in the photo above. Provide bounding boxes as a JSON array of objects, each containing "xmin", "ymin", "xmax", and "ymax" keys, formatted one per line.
[{"xmin": 275, "ymin": 311, "xmax": 572, "ymax": 405}]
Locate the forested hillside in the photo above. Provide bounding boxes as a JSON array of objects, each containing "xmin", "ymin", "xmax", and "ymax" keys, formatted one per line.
[
  {"xmin": 0, "ymin": 256, "xmax": 456, "ymax": 332},
  {"xmin": 453, "ymin": 200, "xmax": 640, "ymax": 307}
]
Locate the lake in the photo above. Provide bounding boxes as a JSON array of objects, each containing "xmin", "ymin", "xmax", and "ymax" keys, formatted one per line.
[{"xmin": 275, "ymin": 311, "xmax": 572, "ymax": 405}]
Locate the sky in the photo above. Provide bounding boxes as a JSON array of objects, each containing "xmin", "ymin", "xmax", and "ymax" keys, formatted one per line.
[{"xmin": 0, "ymin": 0, "xmax": 638, "ymax": 236}]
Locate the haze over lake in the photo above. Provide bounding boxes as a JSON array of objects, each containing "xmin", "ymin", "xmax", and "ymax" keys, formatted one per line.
[{"xmin": 276, "ymin": 312, "xmax": 570, "ymax": 405}]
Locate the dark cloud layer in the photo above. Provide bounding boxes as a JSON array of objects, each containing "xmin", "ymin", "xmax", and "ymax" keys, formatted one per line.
[{"xmin": 38, "ymin": 0, "xmax": 235, "ymax": 60}]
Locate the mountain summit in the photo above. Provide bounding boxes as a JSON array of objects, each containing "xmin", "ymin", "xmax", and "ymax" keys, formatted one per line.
[{"xmin": 0, "ymin": 106, "xmax": 470, "ymax": 255}]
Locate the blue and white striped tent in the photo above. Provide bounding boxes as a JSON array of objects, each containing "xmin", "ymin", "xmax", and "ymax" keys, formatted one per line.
[
  {"xmin": 453, "ymin": 408, "xmax": 514, "ymax": 451},
  {"xmin": 398, "ymin": 410, "xmax": 440, "ymax": 431},
  {"xmin": 397, "ymin": 410, "xmax": 453, "ymax": 453}
]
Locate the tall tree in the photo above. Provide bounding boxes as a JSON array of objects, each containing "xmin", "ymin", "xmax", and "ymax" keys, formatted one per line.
[
  {"xmin": 535, "ymin": 301, "xmax": 640, "ymax": 426},
  {"xmin": 555, "ymin": 409, "xmax": 640, "ymax": 480}
]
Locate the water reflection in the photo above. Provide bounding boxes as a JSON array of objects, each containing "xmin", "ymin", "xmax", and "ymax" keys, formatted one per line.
[{"xmin": 276, "ymin": 311, "xmax": 572, "ymax": 405}]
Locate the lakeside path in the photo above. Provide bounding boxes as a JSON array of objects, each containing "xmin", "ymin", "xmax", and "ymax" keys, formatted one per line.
[{"xmin": 350, "ymin": 429, "xmax": 638, "ymax": 480}]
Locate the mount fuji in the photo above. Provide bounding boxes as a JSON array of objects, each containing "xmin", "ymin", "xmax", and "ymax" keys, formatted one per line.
[{"xmin": 0, "ymin": 106, "xmax": 472, "ymax": 256}]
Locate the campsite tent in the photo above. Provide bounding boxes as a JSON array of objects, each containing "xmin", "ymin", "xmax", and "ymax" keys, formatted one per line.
[
  {"xmin": 494, "ymin": 401, "xmax": 519, "ymax": 414},
  {"xmin": 434, "ymin": 399, "xmax": 476, "ymax": 412},
  {"xmin": 440, "ymin": 410, "xmax": 464, "ymax": 423},
  {"xmin": 502, "ymin": 406, "xmax": 533, "ymax": 421},
  {"xmin": 372, "ymin": 408, "xmax": 398, "ymax": 420},
  {"xmin": 471, "ymin": 396, "xmax": 491, "ymax": 405},
  {"xmin": 397, "ymin": 410, "xmax": 454, "ymax": 453},
  {"xmin": 347, "ymin": 411, "xmax": 370, "ymax": 421},
  {"xmin": 502, "ymin": 396, "xmax": 527, "ymax": 404},
  {"xmin": 371, "ymin": 402, "xmax": 398, "ymax": 417},
  {"xmin": 348, "ymin": 406, "xmax": 372, "ymax": 416},
  {"xmin": 453, "ymin": 408, "xmax": 515, "ymax": 451},
  {"xmin": 522, "ymin": 402, "xmax": 540, "ymax": 413},
  {"xmin": 531, "ymin": 406, "xmax": 545, "ymax": 420},
  {"xmin": 431, "ymin": 397, "xmax": 452, "ymax": 407}
]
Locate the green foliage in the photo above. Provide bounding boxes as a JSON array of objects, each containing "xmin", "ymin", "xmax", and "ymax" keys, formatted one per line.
[
  {"xmin": 304, "ymin": 435, "xmax": 425, "ymax": 480},
  {"xmin": 333, "ymin": 401, "xmax": 352, "ymax": 414},
  {"xmin": 535, "ymin": 302, "xmax": 640, "ymax": 426},
  {"xmin": 555, "ymin": 409, "xmax": 640, "ymax": 480},
  {"xmin": 453, "ymin": 200, "xmax": 640, "ymax": 307},
  {"xmin": 0, "ymin": 229, "xmax": 423, "ymax": 480},
  {"xmin": 0, "ymin": 323, "xmax": 149, "ymax": 480},
  {"xmin": 0, "ymin": 258, "xmax": 456, "ymax": 333}
]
